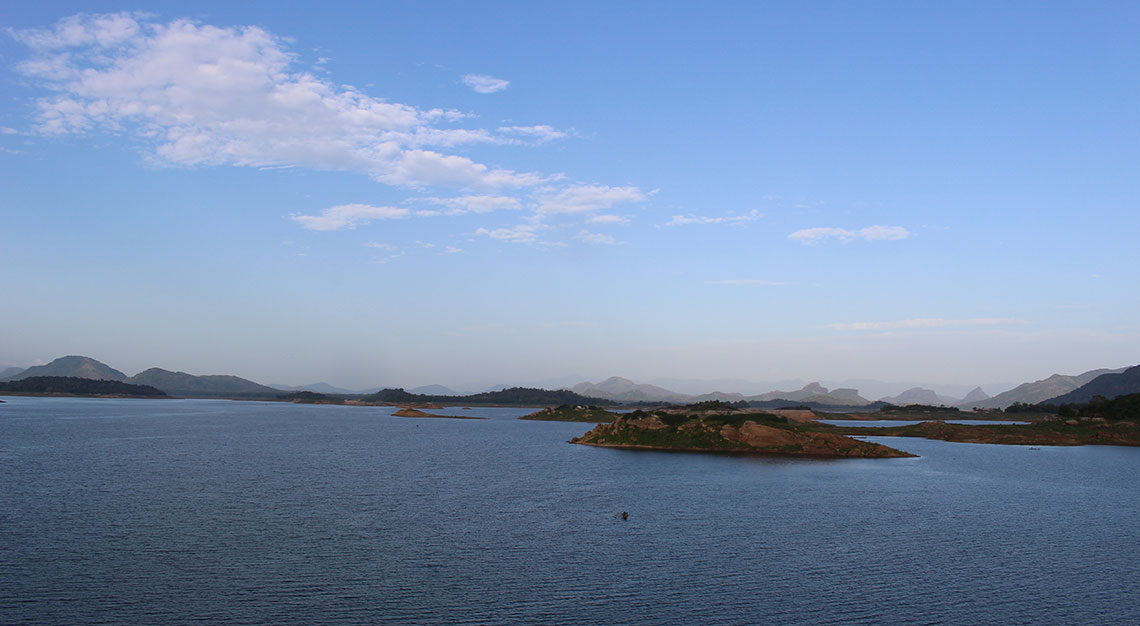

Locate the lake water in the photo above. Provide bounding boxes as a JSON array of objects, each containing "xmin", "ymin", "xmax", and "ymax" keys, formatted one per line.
[
  {"xmin": 819, "ymin": 419, "xmax": 1030, "ymax": 427},
  {"xmin": 2, "ymin": 397, "xmax": 1138, "ymax": 625}
]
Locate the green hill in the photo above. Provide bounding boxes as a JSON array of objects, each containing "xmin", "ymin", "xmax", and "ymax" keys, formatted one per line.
[
  {"xmin": 6, "ymin": 356, "xmax": 127, "ymax": 382},
  {"xmin": 126, "ymin": 368, "xmax": 281, "ymax": 398}
]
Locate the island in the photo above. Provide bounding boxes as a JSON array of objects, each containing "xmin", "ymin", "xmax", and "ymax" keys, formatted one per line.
[
  {"xmin": 570, "ymin": 404, "xmax": 915, "ymax": 459},
  {"xmin": 392, "ymin": 407, "xmax": 486, "ymax": 420},
  {"xmin": 519, "ymin": 405, "xmax": 621, "ymax": 422}
]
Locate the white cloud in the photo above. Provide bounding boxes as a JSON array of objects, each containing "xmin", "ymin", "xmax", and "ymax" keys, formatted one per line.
[
  {"xmin": 587, "ymin": 214, "xmax": 629, "ymax": 224},
  {"xmin": 665, "ymin": 209, "xmax": 762, "ymax": 226},
  {"xmin": 577, "ymin": 230, "xmax": 617, "ymax": 245},
  {"xmin": 475, "ymin": 224, "xmax": 539, "ymax": 243},
  {"xmin": 706, "ymin": 279, "xmax": 786, "ymax": 286},
  {"xmin": 291, "ymin": 204, "xmax": 409, "ymax": 231},
  {"xmin": 536, "ymin": 184, "xmax": 646, "ymax": 215},
  {"xmin": 424, "ymin": 195, "xmax": 522, "ymax": 214},
  {"xmin": 497, "ymin": 125, "xmax": 568, "ymax": 142},
  {"xmin": 826, "ymin": 317, "xmax": 1027, "ymax": 331},
  {"xmin": 12, "ymin": 14, "xmax": 542, "ymax": 189},
  {"xmin": 0, "ymin": 127, "xmax": 18, "ymax": 135},
  {"xmin": 462, "ymin": 74, "xmax": 509, "ymax": 94},
  {"xmin": 789, "ymin": 225, "xmax": 911, "ymax": 244}
]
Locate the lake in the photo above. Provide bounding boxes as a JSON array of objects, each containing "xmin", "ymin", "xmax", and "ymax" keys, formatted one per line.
[{"xmin": 2, "ymin": 397, "xmax": 1138, "ymax": 625}]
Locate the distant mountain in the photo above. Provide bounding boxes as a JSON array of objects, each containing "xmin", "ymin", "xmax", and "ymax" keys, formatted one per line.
[
  {"xmin": 361, "ymin": 386, "xmax": 613, "ymax": 406},
  {"xmin": 409, "ymin": 384, "xmax": 459, "ymax": 396},
  {"xmin": 571, "ymin": 376, "xmax": 690, "ymax": 403},
  {"xmin": 968, "ymin": 367, "xmax": 1128, "ymax": 409},
  {"xmin": 960, "ymin": 387, "xmax": 991, "ymax": 405},
  {"xmin": 271, "ymin": 382, "xmax": 363, "ymax": 395},
  {"xmin": 748, "ymin": 382, "xmax": 871, "ymax": 406},
  {"xmin": 126, "ymin": 368, "xmax": 280, "ymax": 398},
  {"xmin": 0, "ymin": 366, "xmax": 25, "ymax": 380},
  {"xmin": 1047, "ymin": 365, "xmax": 1140, "ymax": 405},
  {"xmin": 881, "ymin": 387, "xmax": 944, "ymax": 405},
  {"xmin": 7, "ymin": 356, "xmax": 126, "ymax": 382}
]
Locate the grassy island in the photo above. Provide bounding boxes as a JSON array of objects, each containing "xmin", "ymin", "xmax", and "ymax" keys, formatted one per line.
[
  {"xmin": 520, "ymin": 405, "xmax": 621, "ymax": 422},
  {"xmin": 571, "ymin": 406, "xmax": 914, "ymax": 459}
]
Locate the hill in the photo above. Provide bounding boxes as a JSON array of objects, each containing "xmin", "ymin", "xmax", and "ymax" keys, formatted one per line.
[
  {"xmin": 409, "ymin": 384, "xmax": 460, "ymax": 396},
  {"xmin": 960, "ymin": 386, "xmax": 991, "ymax": 405},
  {"xmin": 1047, "ymin": 365, "xmax": 1140, "ymax": 405},
  {"xmin": 0, "ymin": 376, "xmax": 166, "ymax": 397},
  {"xmin": 126, "ymin": 368, "xmax": 281, "ymax": 398},
  {"xmin": 5, "ymin": 356, "xmax": 127, "ymax": 382},
  {"xmin": 880, "ymin": 387, "xmax": 945, "ymax": 405},
  {"xmin": 360, "ymin": 386, "xmax": 613, "ymax": 406},
  {"xmin": 0, "ymin": 366, "xmax": 25, "ymax": 380},
  {"xmin": 571, "ymin": 377, "xmax": 690, "ymax": 403},
  {"xmin": 967, "ymin": 367, "xmax": 1127, "ymax": 409}
]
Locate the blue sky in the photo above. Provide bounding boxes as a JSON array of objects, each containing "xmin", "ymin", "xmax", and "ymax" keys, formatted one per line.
[{"xmin": 2, "ymin": 2, "xmax": 1138, "ymax": 391}]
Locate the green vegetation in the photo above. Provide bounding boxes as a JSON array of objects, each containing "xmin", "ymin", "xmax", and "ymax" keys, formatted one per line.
[
  {"xmin": 878, "ymin": 403, "xmax": 960, "ymax": 415},
  {"xmin": 361, "ymin": 386, "xmax": 613, "ymax": 407},
  {"xmin": 0, "ymin": 376, "xmax": 167, "ymax": 397},
  {"xmin": 1006, "ymin": 393, "xmax": 1140, "ymax": 420},
  {"xmin": 519, "ymin": 405, "xmax": 621, "ymax": 422},
  {"xmin": 830, "ymin": 416, "xmax": 1140, "ymax": 447},
  {"xmin": 277, "ymin": 390, "xmax": 343, "ymax": 404}
]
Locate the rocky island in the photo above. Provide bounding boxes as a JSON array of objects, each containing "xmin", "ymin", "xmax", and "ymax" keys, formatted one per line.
[
  {"xmin": 392, "ymin": 407, "xmax": 485, "ymax": 419},
  {"xmin": 570, "ymin": 405, "xmax": 914, "ymax": 459}
]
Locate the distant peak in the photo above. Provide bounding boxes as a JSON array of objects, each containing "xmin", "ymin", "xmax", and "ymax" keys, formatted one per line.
[{"xmin": 801, "ymin": 382, "xmax": 828, "ymax": 394}]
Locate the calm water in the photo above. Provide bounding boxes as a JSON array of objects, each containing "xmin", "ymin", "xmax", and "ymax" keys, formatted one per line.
[{"xmin": 2, "ymin": 397, "xmax": 1138, "ymax": 625}]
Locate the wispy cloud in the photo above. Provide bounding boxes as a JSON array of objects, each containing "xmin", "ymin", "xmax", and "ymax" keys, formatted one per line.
[
  {"xmin": 665, "ymin": 209, "xmax": 761, "ymax": 226},
  {"xmin": 826, "ymin": 317, "xmax": 1027, "ymax": 331},
  {"xmin": 423, "ymin": 195, "xmax": 522, "ymax": 214},
  {"xmin": 587, "ymin": 214, "xmax": 629, "ymax": 224},
  {"xmin": 291, "ymin": 204, "xmax": 409, "ymax": 231},
  {"xmin": 536, "ymin": 184, "xmax": 646, "ymax": 215},
  {"xmin": 577, "ymin": 230, "xmax": 618, "ymax": 245},
  {"xmin": 706, "ymin": 279, "xmax": 787, "ymax": 286},
  {"xmin": 497, "ymin": 125, "xmax": 568, "ymax": 143},
  {"xmin": 462, "ymin": 73, "xmax": 509, "ymax": 94},
  {"xmin": 789, "ymin": 225, "xmax": 911, "ymax": 244},
  {"xmin": 475, "ymin": 223, "xmax": 540, "ymax": 243}
]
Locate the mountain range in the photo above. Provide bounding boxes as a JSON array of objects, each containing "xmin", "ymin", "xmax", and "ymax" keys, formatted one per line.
[
  {"xmin": 965, "ymin": 367, "xmax": 1128, "ymax": 409},
  {"xmin": 4, "ymin": 355, "xmax": 1137, "ymax": 407},
  {"xmin": 1047, "ymin": 365, "xmax": 1140, "ymax": 405},
  {"xmin": 0, "ymin": 356, "xmax": 279, "ymax": 399}
]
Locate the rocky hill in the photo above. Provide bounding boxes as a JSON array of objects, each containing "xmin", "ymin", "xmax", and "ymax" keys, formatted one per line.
[
  {"xmin": 966, "ymin": 368, "xmax": 1127, "ymax": 409},
  {"xmin": 1046, "ymin": 365, "xmax": 1140, "ymax": 405},
  {"xmin": 571, "ymin": 376, "xmax": 690, "ymax": 403}
]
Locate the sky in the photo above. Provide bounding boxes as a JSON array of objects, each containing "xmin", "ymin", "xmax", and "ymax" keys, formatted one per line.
[{"xmin": 1, "ymin": 1, "xmax": 1138, "ymax": 392}]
